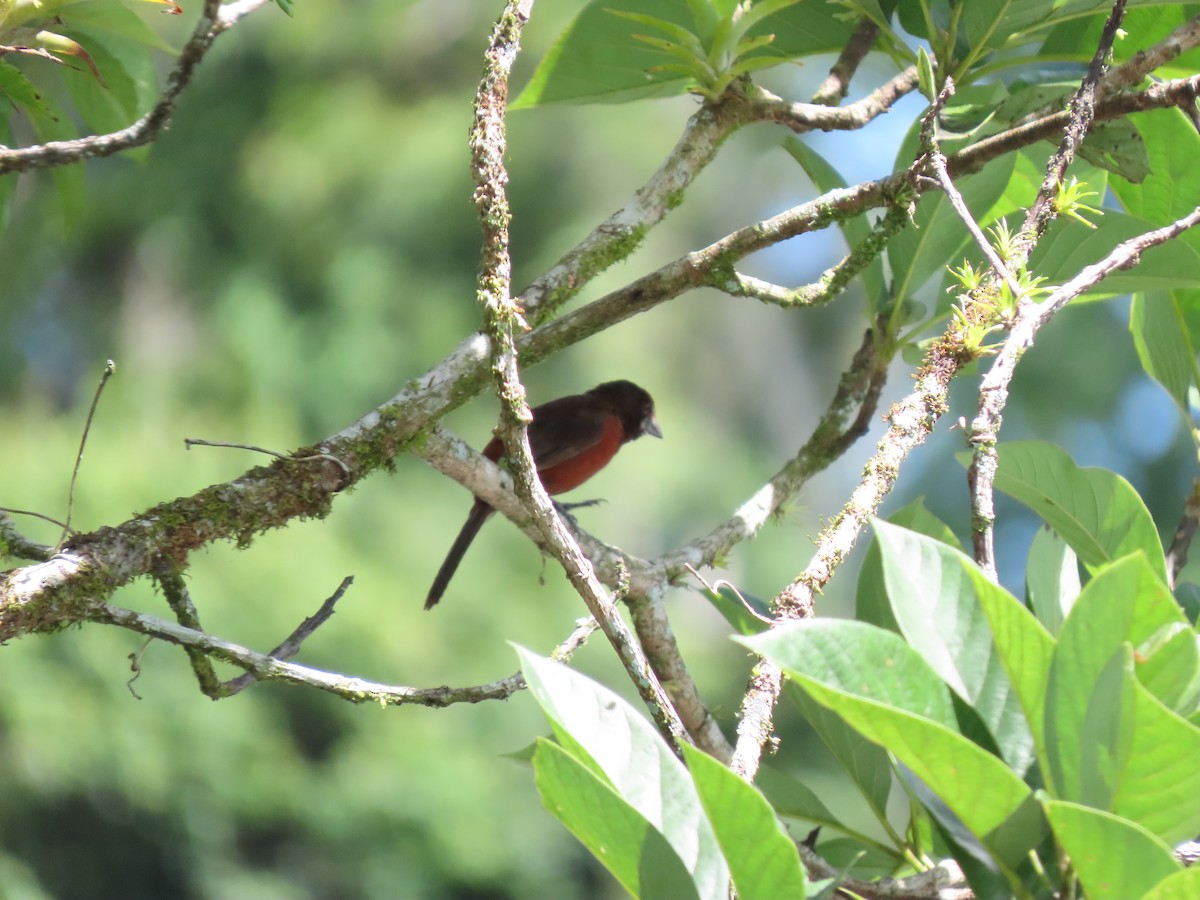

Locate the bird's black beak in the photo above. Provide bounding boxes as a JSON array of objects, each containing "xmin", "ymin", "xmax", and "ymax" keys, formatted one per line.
[{"xmin": 644, "ymin": 415, "xmax": 663, "ymax": 439}]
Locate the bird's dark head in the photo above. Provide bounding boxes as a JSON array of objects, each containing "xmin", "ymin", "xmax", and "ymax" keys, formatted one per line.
[{"xmin": 590, "ymin": 380, "xmax": 662, "ymax": 443}]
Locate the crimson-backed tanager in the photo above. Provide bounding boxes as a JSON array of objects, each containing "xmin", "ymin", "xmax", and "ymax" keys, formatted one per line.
[{"xmin": 425, "ymin": 380, "xmax": 661, "ymax": 609}]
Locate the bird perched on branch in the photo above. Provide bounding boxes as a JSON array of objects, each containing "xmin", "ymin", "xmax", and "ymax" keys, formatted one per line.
[{"xmin": 425, "ymin": 380, "xmax": 662, "ymax": 609}]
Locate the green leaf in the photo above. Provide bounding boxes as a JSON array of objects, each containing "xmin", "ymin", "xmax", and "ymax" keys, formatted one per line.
[
  {"xmin": 754, "ymin": 765, "xmax": 899, "ymax": 857},
  {"xmin": 873, "ymin": 520, "xmax": 1036, "ymax": 774},
  {"xmin": 1045, "ymin": 636, "xmax": 1136, "ymax": 810},
  {"xmin": 516, "ymin": 647, "xmax": 730, "ymax": 900},
  {"xmin": 916, "ymin": 45, "xmax": 934, "ymax": 100},
  {"xmin": 682, "ymin": 744, "xmax": 807, "ymax": 900},
  {"xmin": 1043, "ymin": 800, "xmax": 1179, "ymax": 900},
  {"xmin": 742, "ymin": 621, "xmax": 1040, "ymax": 873},
  {"xmin": 1029, "ymin": 212, "xmax": 1200, "ymax": 302},
  {"xmin": 1041, "ymin": 553, "xmax": 1200, "ymax": 829},
  {"xmin": 513, "ymin": 0, "xmax": 851, "ymax": 108},
  {"xmin": 1077, "ymin": 119, "xmax": 1151, "ymax": 183},
  {"xmin": 855, "ymin": 498, "xmax": 961, "ymax": 633},
  {"xmin": 1139, "ymin": 866, "xmax": 1200, "ymax": 900},
  {"xmin": 751, "ymin": 620, "xmax": 959, "ymax": 729},
  {"xmin": 60, "ymin": 29, "xmax": 147, "ymax": 136},
  {"xmin": 1116, "ymin": 682, "xmax": 1200, "ymax": 844},
  {"xmin": 1130, "ymin": 292, "xmax": 1197, "ymax": 418},
  {"xmin": 787, "ymin": 687, "xmax": 895, "ymax": 834},
  {"xmin": 985, "ymin": 440, "xmax": 1166, "ymax": 583},
  {"xmin": 1024, "ymin": 524, "xmax": 1080, "ymax": 636},
  {"xmin": 59, "ymin": 0, "xmax": 177, "ymax": 53},
  {"xmin": 1113, "ymin": 109, "xmax": 1200, "ymax": 238},
  {"xmin": 0, "ymin": 60, "xmax": 58, "ymax": 127},
  {"xmin": 533, "ymin": 739, "xmax": 700, "ymax": 900}
]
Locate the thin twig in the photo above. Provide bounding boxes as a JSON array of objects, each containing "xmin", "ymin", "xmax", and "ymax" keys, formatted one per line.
[
  {"xmin": 921, "ymin": 79, "xmax": 1021, "ymax": 299},
  {"xmin": 184, "ymin": 438, "xmax": 350, "ymax": 475},
  {"xmin": 720, "ymin": 199, "xmax": 914, "ymax": 307},
  {"xmin": 0, "ymin": 508, "xmax": 69, "ymax": 534},
  {"xmin": 685, "ymin": 564, "xmax": 773, "ymax": 624},
  {"xmin": 221, "ymin": 576, "xmax": 354, "ymax": 696},
  {"xmin": 57, "ymin": 360, "xmax": 115, "ymax": 552},
  {"xmin": 518, "ymin": 56, "xmax": 916, "ymax": 322}
]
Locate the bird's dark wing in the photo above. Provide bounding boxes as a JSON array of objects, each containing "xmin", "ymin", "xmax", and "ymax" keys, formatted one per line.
[{"xmin": 527, "ymin": 396, "xmax": 608, "ymax": 469}]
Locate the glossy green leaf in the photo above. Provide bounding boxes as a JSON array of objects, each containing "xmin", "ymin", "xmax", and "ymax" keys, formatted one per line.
[
  {"xmin": 873, "ymin": 519, "xmax": 1036, "ymax": 773},
  {"xmin": 60, "ymin": 0, "xmax": 177, "ymax": 53},
  {"xmin": 743, "ymin": 621, "xmax": 1038, "ymax": 870},
  {"xmin": 1045, "ymin": 637, "xmax": 1136, "ymax": 810},
  {"xmin": 682, "ymin": 744, "xmax": 807, "ymax": 900},
  {"xmin": 533, "ymin": 739, "xmax": 700, "ymax": 900},
  {"xmin": 1044, "ymin": 800, "xmax": 1179, "ymax": 900},
  {"xmin": 750, "ymin": 620, "xmax": 959, "ymax": 729},
  {"xmin": 988, "ymin": 440, "xmax": 1166, "ymax": 583},
  {"xmin": 516, "ymin": 647, "xmax": 729, "ymax": 900},
  {"xmin": 1113, "ymin": 109, "xmax": 1200, "ymax": 240},
  {"xmin": 61, "ymin": 30, "xmax": 146, "ymax": 136}
]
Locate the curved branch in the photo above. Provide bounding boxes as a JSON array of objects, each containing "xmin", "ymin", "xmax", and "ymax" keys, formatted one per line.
[
  {"xmin": 97, "ymin": 601, "xmax": 598, "ymax": 707},
  {"xmin": 0, "ymin": 0, "xmax": 272, "ymax": 176}
]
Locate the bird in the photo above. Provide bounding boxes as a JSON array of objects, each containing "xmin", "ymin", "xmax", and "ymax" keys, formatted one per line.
[{"xmin": 425, "ymin": 380, "xmax": 662, "ymax": 609}]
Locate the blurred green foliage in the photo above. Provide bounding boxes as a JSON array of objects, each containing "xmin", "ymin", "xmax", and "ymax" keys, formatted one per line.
[{"xmin": 0, "ymin": 2, "xmax": 1195, "ymax": 898}]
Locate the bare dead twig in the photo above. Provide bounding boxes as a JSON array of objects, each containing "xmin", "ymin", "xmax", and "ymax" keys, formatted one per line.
[
  {"xmin": 57, "ymin": 360, "xmax": 115, "ymax": 552},
  {"xmin": 0, "ymin": 511, "xmax": 63, "ymax": 558},
  {"xmin": 185, "ymin": 438, "xmax": 350, "ymax": 476},
  {"xmin": 221, "ymin": 576, "xmax": 354, "ymax": 696}
]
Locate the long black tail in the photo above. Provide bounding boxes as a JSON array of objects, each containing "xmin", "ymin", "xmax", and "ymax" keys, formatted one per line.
[{"xmin": 425, "ymin": 500, "xmax": 494, "ymax": 609}]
